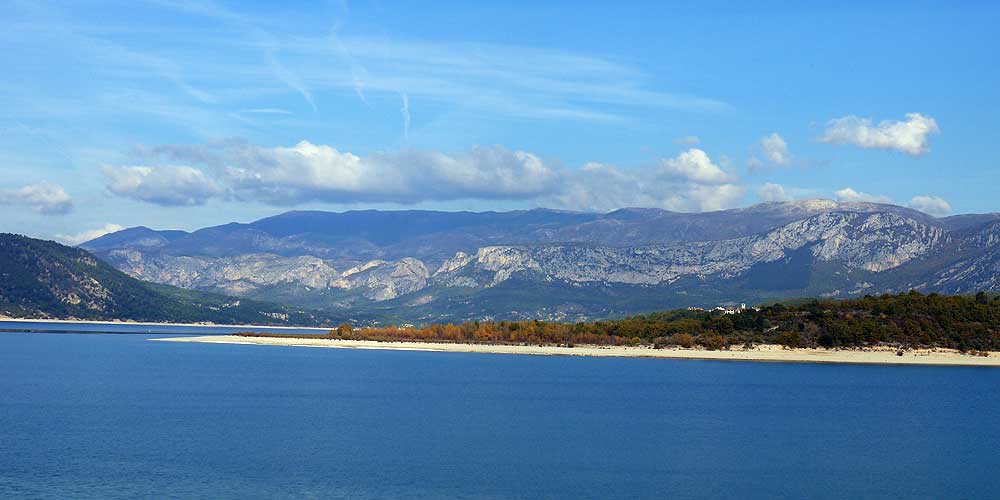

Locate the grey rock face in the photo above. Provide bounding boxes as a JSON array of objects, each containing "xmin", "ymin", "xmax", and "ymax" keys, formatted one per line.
[
  {"xmin": 103, "ymin": 249, "xmax": 429, "ymax": 302},
  {"xmin": 903, "ymin": 221, "xmax": 1000, "ymax": 293},
  {"xmin": 431, "ymin": 212, "xmax": 945, "ymax": 287},
  {"xmin": 333, "ymin": 257, "xmax": 429, "ymax": 300},
  {"xmin": 103, "ymin": 250, "xmax": 337, "ymax": 294}
]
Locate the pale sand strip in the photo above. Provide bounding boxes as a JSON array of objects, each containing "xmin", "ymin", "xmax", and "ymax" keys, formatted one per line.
[{"xmin": 151, "ymin": 335, "xmax": 1000, "ymax": 366}]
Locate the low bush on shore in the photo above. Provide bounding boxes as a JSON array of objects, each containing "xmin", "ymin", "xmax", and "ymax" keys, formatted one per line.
[{"xmin": 237, "ymin": 291, "xmax": 1000, "ymax": 352}]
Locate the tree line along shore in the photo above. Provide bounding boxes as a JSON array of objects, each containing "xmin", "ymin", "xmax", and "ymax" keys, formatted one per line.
[{"xmin": 235, "ymin": 291, "xmax": 1000, "ymax": 354}]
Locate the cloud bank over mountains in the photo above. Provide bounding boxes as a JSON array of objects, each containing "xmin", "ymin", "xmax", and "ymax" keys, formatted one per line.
[
  {"xmin": 104, "ymin": 165, "xmax": 224, "ymax": 206},
  {"xmin": 0, "ymin": 182, "xmax": 73, "ymax": 215},
  {"xmin": 57, "ymin": 223, "xmax": 125, "ymax": 246},
  {"xmin": 757, "ymin": 183, "xmax": 793, "ymax": 203},
  {"xmin": 16, "ymin": 108, "xmax": 950, "ymax": 223},
  {"xmin": 829, "ymin": 187, "xmax": 952, "ymax": 216},
  {"xmin": 99, "ymin": 124, "xmax": 954, "ymax": 216},
  {"xmin": 104, "ymin": 141, "xmax": 746, "ymax": 213},
  {"xmin": 834, "ymin": 187, "xmax": 893, "ymax": 204},
  {"xmin": 908, "ymin": 195, "xmax": 952, "ymax": 217}
]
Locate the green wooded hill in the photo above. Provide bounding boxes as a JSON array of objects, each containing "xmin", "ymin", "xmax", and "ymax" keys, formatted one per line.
[{"xmin": 0, "ymin": 233, "xmax": 337, "ymax": 326}]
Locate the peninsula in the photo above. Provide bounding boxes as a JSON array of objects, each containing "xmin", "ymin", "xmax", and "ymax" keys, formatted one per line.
[
  {"xmin": 153, "ymin": 292, "xmax": 1000, "ymax": 366},
  {"xmin": 153, "ymin": 335, "xmax": 999, "ymax": 366}
]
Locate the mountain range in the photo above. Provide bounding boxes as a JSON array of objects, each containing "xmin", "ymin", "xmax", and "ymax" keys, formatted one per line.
[{"xmin": 80, "ymin": 199, "xmax": 1000, "ymax": 323}]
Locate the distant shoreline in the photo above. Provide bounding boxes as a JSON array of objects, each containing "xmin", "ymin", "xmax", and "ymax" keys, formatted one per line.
[
  {"xmin": 0, "ymin": 317, "xmax": 330, "ymax": 331},
  {"xmin": 152, "ymin": 335, "xmax": 1000, "ymax": 366}
]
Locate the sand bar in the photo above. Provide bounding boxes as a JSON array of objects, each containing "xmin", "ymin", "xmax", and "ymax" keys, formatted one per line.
[{"xmin": 152, "ymin": 335, "xmax": 1000, "ymax": 366}]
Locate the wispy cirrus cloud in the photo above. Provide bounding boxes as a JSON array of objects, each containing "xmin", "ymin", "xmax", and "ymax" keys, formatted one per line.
[
  {"xmin": 145, "ymin": 0, "xmax": 317, "ymax": 111},
  {"xmin": 240, "ymin": 108, "xmax": 293, "ymax": 115},
  {"xmin": 5, "ymin": 0, "xmax": 729, "ymax": 137},
  {"xmin": 317, "ymin": 35, "xmax": 730, "ymax": 115},
  {"xmin": 400, "ymin": 93, "xmax": 411, "ymax": 142}
]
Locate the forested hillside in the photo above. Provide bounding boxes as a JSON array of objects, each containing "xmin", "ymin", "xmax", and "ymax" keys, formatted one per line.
[{"xmin": 0, "ymin": 233, "xmax": 337, "ymax": 326}]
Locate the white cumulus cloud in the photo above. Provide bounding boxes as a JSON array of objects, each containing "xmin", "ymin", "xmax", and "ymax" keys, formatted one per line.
[
  {"xmin": 659, "ymin": 148, "xmax": 735, "ymax": 184},
  {"xmin": 757, "ymin": 183, "xmax": 793, "ymax": 202},
  {"xmin": 908, "ymin": 195, "xmax": 952, "ymax": 217},
  {"xmin": 0, "ymin": 182, "xmax": 74, "ymax": 215},
  {"xmin": 834, "ymin": 187, "xmax": 893, "ymax": 204},
  {"xmin": 57, "ymin": 223, "xmax": 125, "ymax": 246},
  {"xmin": 818, "ymin": 112, "xmax": 940, "ymax": 155}
]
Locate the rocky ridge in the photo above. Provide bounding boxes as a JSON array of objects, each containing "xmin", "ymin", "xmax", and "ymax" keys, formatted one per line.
[{"xmin": 81, "ymin": 200, "xmax": 1000, "ymax": 321}]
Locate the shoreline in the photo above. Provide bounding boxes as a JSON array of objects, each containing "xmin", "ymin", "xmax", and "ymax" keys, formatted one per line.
[
  {"xmin": 152, "ymin": 335, "xmax": 1000, "ymax": 366},
  {"xmin": 0, "ymin": 317, "xmax": 330, "ymax": 331}
]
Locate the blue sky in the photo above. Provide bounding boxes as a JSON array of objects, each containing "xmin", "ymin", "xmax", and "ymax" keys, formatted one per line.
[{"xmin": 1, "ymin": 0, "xmax": 998, "ymax": 243}]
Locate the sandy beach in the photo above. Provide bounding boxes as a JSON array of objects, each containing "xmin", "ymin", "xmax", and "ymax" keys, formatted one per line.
[{"xmin": 152, "ymin": 335, "xmax": 1000, "ymax": 366}]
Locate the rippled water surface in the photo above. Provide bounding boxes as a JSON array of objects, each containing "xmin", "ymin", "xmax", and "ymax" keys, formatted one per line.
[{"xmin": 2, "ymin": 330, "xmax": 999, "ymax": 499}]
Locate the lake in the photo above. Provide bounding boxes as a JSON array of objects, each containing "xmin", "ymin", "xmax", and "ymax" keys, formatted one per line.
[
  {"xmin": 2, "ymin": 327, "xmax": 999, "ymax": 499},
  {"xmin": 0, "ymin": 319, "xmax": 328, "ymax": 336}
]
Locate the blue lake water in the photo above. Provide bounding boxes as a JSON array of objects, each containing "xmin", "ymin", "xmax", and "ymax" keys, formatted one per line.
[
  {"xmin": 2, "ymin": 329, "xmax": 999, "ymax": 499},
  {"xmin": 0, "ymin": 320, "xmax": 328, "ymax": 336}
]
